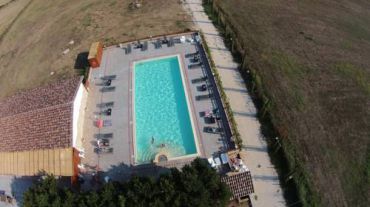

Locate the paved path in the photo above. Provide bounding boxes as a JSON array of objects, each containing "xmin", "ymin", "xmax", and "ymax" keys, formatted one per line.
[{"xmin": 182, "ymin": 1, "xmax": 286, "ymax": 206}]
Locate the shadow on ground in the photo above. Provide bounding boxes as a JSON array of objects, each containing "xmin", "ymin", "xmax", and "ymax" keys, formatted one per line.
[{"xmin": 74, "ymin": 52, "xmax": 89, "ymax": 70}]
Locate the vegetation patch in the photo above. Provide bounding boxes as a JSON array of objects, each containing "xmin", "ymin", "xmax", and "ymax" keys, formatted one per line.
[
  {"xmin": 0, "ymin": 0, "xmax": 192, "ymax": 99},
  {"xmin": 334, "ymin": 62, "xmax": 370, "ymax": 95},
  {"xmin": 206, "ymin": 0, "xmax": 370, "ymax": 206},
  {"xmin": 23, "ymin": 158, "xmax": 231, "ymax": 207}
]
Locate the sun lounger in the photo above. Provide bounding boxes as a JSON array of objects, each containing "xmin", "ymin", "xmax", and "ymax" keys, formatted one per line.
[
  {"xmin": 101, "ymin": 86, "xmax": 116, "ymax": 92},
  {"xmin": 95, "ymin": 133, "xmax": 113, "ymax": 139},
  {"xmin": 125, "ymin": 44, "xmax": 132, "ymax": 54},
  {"xmin": 155, "ymin": 39, "xmax": 162, "ymax": 49},
  {"xmin": 188, "ymin": 62, "xmax": 202, "ymax": 69},
  {"xmin": 185, "ymin": 51, "xmax": 199, "ymax": 58},
  {"xmin": 191, "ymin": 76, "xmax": 207, "ymax": 84},
  {"xmin": 104, "ymin": 79, "xmax": 112, "ymax": 86},
  {"xmin": 95, "ymin": 147, "xmax": 113, "ymax": 154},
  {"xmin": 204, "ymin": 126, "xmax": 222, "ymax": 134},
  {"xmin": 208, "ymin": 157, "xmax": 216, "ymax": 168},
  {"xmin": 173, "ymin": 38, "xmax": 181, "ymax": 44},
  {"xmin": 190, "ymin": 56, "xmax": 201, "ymax": 63},
  {"xmin": 97, "ymin": 139, "xmax": 110, "ymax": 147},
  {"xmin": 141, "ymin": 41, "xmax": 148, "ymax": 51},
  {"xmin": 98, "ymin": 101, "xmax": 114, "ymax": 108},
  {"xmin": 196, "ymin": 94, "xmax": 213, "ymax": 101},
  {"xmin": 199, "ymin": 108, "xmax": 219, "ymax": 117},
  {"xmin": 103, "ymin": 120, "xmax": 112, "ymax": 127},
  {"xmin": 204, "ymin": 116, "xmax": 216, "ymax": 124},
  {"xmin": 101, "ymin": 75, "xmax": 117, "ymax": 80},
  {"xmin": 105, "ymin": 108, "xmax": 112, "ymax": 116},
  {"xmin": 214, "ymin": 157, "xmax": 221, "ymax": 166},
  {"xmin": 197, "ymin": 84, "xmax": 208, "ymax": 91},
  {"xmin": 168, "ymin": 37, "xmax": 174, "ymax": 47}
]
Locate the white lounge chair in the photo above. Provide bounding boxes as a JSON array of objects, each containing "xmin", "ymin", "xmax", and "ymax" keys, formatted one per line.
[
  {"xmin": 214, "ymin": 157, "xmax": 221, "ymax": 166},
  {"xmin": 208, "ymin": 157, "xmax": 216, "ymax": 168}
]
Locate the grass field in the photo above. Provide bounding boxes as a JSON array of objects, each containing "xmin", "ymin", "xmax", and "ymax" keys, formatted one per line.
[
  {"xmin": 0, "ymin": 0, "xmax": 192, "ymax": 99},
  {"xmin": 211, "ymin": 0, "xmax": 370, "ymax": 206}
]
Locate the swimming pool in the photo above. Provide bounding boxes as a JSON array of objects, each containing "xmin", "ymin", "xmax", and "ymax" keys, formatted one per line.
[{"xmin": 133, "ymin": 55, "xmax": 198, "ymax": 164}]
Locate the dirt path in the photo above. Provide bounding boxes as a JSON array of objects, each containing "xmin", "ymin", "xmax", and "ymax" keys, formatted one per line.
[{"xmin": 182, "ymin": 0, "xmax": 286, "ymax": 206}]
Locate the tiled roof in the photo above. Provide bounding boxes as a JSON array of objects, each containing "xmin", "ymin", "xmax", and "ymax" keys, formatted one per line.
[
  {"xmin": 0, "ymin": 77, "xmax": 81, "ymax": 119},
  {"xmin": 0, "ymin": 77, "xmax": 82, "ymax": 152},
  {"xmin": 221, "ymin": 171, "xmax": 255, "ymax": 200}
]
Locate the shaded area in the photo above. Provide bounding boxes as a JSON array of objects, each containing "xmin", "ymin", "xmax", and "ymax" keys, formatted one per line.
[
  {"xmin": 74, "ymin": 52, "xmax": 89, "ymax": 70},
  {"xmin": 14, "ymin": 158, "xmax": 232, "ymax": 207}
]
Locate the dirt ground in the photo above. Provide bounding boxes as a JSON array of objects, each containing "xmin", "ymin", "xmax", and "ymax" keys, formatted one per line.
[
  {"xmin": 214, "ymin": 0, "xmax": 370, "ymax": 206},
  {"xmin": 0, "ymin": 0, "xmax": 192, "ymax": 99}
]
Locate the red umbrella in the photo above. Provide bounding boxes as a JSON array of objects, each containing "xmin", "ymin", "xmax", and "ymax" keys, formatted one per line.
[{"xmin": 96, "ymin": 119, "xmax": 103, "ymax": 128}]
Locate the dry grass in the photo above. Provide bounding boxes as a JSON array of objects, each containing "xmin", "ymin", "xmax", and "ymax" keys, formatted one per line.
[
  {"xmin": 214, "ymin": 0, "xmax": 370, "ymax": 206},
  {"xmin": 0, "ymin": 0, "xmax": 192, "ymax": 98},
  {"xmin": 0, "ymin": 0, "xmax": 30, "ymax": 35}
]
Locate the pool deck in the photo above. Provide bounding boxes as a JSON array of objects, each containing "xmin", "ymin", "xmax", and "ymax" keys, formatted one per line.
[{"xmin": 80, "ymin": 33, "xmax": 234, "ymax": 183}]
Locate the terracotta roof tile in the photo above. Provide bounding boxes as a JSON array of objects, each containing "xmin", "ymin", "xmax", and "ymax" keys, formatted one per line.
[
  {"xmin": 0, "ymin": 77, "xmax": 81, "ymax": 119},
  {"xmin": 0, "ymin": 77, "xmax": 82, "ymax": 152},
  {"xmin": 221, "ymin": 171, "xmax": 255, "ymax": 200}
]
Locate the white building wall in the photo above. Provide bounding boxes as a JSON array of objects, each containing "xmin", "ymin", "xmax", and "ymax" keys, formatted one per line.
[{"xmin": 72, "ymin": 83, "xmax": 87, "ymax": 148}]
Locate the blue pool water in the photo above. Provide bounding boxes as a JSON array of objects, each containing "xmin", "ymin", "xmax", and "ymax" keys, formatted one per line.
[{"xmin": 134, "ymin": 56, "xmax": 197, "ymax": 164}]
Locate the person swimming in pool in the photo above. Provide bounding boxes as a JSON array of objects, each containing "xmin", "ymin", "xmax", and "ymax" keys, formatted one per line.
[{"xmin": 151, "ymin": 136, "xmax": 155, "ymax": 144}]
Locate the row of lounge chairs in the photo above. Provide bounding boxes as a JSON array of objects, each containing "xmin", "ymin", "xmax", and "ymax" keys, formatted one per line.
[
  {"xmin": 208, "ymin": 153, "xmax": 229, "ymax": 169},
  {"xmin": 96, "ymin": 76, "xmax": 116, "ymax": 154},
  {"xmin": 123, "ymin": 40, "xmax": 149, "ymax": 54},
  {"xmin": 123, "ymin": 35, "xmax": 193, "ymax": 54},
  {"xmin": 188, "ymin": 51, "xmax": 223, "ymax": 132}
]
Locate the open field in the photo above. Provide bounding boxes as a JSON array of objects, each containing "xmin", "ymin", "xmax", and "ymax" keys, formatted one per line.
[
  {"xmin": 0, "ymin": 0, "xmax": 31, "ymax": 35},
  {"xmin": 0, "ymin": 0, "xmax": 192, "ymax": 99},
  {"xmin": 212, "ymin": 0, "xmax": 370, "ymax": 206}
]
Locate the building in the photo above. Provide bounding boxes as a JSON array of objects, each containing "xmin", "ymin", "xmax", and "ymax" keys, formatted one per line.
[
  {"xmin": 0, "ymin": 77, "xmax": 87, "ymax": 181},
  {"xmin": 221, "ymin": 171, "xmax": 255, "ymax": 203}
]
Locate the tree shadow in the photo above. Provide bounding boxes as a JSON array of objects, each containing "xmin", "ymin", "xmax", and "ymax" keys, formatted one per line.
[{"xmin": 9, "ymin": 171, "xmax": 71, "ymax": 206}]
